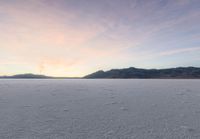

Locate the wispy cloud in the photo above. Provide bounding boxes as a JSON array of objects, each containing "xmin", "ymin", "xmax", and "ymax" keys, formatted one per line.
[
  {"xmin": 158, "ymin": 47, "xmax": 200, "ymax": 56},
  {"xmin": 0, "ymin": 0, "xmax": 200, "ymax": 76}
]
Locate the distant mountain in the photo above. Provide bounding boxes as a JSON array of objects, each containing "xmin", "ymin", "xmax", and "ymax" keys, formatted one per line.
[
  {"xmin": 0, "ymin": 73, "xmax": 51, "ymax": 79},
  {"xmin": 1, "ymin": 67, "xmax": 200, "ymax": 79},
  {"xmin": 0, "ymin": 73, "xmax": 81, "ymax": 79},
  {"xmin": 84, "ymin": 67, "xmax": 200, "ymax": 79}
]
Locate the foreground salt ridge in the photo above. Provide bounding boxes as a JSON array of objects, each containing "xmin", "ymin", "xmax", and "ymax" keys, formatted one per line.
[{"xmin": 0, "ymin": 79, "xmax": 200, "ymax": 139}]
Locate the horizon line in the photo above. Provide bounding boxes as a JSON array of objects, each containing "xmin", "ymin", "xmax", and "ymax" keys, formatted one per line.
[{"xmin": 0, "ymin": 66, "xmax": 199, "ymax": 78}]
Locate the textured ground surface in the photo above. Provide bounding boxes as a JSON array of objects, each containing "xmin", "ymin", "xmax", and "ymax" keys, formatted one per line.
[{"xmin": 0, "ymin": 79, "xmax": 200, "ymax": 139}]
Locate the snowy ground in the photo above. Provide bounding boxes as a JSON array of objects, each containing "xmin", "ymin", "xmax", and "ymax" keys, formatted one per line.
[{"xmin": 0, "ymin": 79, "xmax": 200, "ymax": 139}]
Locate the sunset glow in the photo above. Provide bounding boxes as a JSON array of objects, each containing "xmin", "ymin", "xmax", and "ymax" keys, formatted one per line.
[{"xmin": 0, "ymin": 0, "xmax": 200, "ymax": 77}]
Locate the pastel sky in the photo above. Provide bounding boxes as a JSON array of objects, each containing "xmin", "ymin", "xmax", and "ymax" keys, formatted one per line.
[{"xmin": 0, "ymin": 0, "xmax": 200, "ymax": 77}]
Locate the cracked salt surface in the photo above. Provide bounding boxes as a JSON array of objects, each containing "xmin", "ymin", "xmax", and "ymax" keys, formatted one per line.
[{"xmin": 0, "ymin": 79, "xmax": 200, "ymax": 139}]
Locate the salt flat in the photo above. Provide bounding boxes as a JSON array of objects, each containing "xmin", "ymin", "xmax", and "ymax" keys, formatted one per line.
[{"xmin": 0, "ymin": 79, "xmax": 200, "ymax": 139}]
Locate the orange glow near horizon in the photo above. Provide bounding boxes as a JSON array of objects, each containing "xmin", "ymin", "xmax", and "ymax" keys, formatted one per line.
[{"xmin": 0, "ymin": 0, "xmax": 200, "ymax": 77}]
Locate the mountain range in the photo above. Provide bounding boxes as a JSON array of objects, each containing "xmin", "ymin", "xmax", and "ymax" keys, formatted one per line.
[
  {"xmin": 84, "ymin": 67, "xmax": 200, "ymax": 79},
  {"xmin": 0, "ymin": 74, "xmax": 51, "ymax": 79},
  {"xmin": 0, "ymin": 67, "xmax": 200, "ymax": 79}
]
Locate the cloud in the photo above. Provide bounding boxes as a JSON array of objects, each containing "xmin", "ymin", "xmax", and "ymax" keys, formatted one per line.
[
  {"xmin": 158, "ymin": 47, "xmax": 200, "ymax": 56},
  {"xmin": 0, "ymin": 0, "xmax": 200, "ymax": 76},
  {"xmin": 0, "ymin": 1, "xmax": 105, "ymax": 48}
]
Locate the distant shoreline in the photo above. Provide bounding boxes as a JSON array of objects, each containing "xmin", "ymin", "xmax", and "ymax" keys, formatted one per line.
[
  {"xmin": 1, "ymin": 66, "xmax": 200, "ymax": 79},
  {"xmin": 1, "ymin": 78, "xmax": 200, "ymax": 79}
]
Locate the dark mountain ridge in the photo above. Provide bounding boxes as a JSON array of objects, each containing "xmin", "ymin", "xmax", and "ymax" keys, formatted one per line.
[
  {"xmin": 0, "ymin": 73, "xmax": 80, "ymax": 79},
  {"xmin": 1, "ymin": 67, "xmax": 200, "ymax": 79},
  {"xmin": 0, "ymin": 73, "xmax": 52, "ymax": 79},
  {"xmin": 84, "ymin": 67, "xmax": 200, "ymax": 79}
]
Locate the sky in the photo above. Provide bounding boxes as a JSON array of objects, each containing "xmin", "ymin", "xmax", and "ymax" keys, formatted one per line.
[{"xmin": 0, "ymin": 0, "xmax": 200, "ymax": 77}]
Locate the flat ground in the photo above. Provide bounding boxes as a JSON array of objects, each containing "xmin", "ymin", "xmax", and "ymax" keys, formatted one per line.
[{"xmin": 0, "ymin": 79, "xmax": 200, "ymax": 139}]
